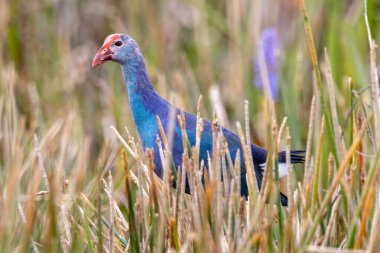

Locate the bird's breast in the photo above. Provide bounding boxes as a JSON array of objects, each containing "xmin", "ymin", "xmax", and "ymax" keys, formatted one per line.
[{"xmin": 129, "ymin": 94, "xmax": 160, "ymax": 149}]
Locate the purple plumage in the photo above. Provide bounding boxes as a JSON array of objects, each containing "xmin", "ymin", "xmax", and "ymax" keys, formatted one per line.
[{"xmin": 92, "ymin": 33, "xmax": 304, "ymax": 206}]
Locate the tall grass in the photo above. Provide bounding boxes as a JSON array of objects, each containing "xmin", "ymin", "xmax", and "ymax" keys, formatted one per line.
[{"xmin": 1, "ymin": 0, "xmax": 380, "ymax": 252}]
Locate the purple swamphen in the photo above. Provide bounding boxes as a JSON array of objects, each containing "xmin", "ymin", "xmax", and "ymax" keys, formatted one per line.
[{"xmin": 92, "ymin": 34, "xmax": 304, "ymax": 206}]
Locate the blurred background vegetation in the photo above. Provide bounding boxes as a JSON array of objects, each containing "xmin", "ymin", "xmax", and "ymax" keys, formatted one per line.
[
  {"xmin": 1, "ymin": 0, "xmax": 380, "ymax": 251},
  {"xmin": 1, "ymin": 0, "xmax": 379, "ymax": 156}
]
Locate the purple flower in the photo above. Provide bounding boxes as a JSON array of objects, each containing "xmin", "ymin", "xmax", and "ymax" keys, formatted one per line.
[{"xmin": 254, "ymin": 28, "xmax": 280, "ymax": 100}]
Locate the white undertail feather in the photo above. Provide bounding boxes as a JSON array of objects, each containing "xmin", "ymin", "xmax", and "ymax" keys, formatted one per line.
[{"xmin": 259, "ymin": 163, "xmax": 288, "ymax": 178}]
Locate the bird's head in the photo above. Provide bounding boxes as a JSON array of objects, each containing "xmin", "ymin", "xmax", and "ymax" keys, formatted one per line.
[{"xmin": 92, "ymin": 33, "xmax": 139, "ymax": 67}]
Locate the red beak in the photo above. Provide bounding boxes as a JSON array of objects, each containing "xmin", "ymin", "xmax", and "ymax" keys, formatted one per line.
[{"xmin": 92, "ymin": 46, "xmax": 113, "ymax": 67}]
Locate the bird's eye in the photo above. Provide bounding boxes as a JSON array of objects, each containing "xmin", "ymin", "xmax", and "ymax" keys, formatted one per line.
[{"xmin": 115, "ymin": 41, "xmax": 122, "ymax": 47}]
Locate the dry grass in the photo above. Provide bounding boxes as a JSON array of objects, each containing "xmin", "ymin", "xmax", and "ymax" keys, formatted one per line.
[{"xmin": 1, "ymin": 0, "xmax": 380, "ymax": 252}]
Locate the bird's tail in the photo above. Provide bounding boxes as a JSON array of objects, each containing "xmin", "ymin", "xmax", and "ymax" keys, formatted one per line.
[
  {"xmin": 278, "ymin": 150, "xmax": 304, "ymax": 206},
  {"xmin": 255, "ymin": 150, "xmax": 305, "ymax": 206},
  {"xmin": 278, "ymin": 150, "xmax": 305, "ymax": 164}
]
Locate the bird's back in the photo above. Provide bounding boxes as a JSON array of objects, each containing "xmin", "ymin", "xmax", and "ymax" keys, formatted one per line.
[{"xmin": 137, "ymin": 102, "xmax": 269, "ymax": 198}]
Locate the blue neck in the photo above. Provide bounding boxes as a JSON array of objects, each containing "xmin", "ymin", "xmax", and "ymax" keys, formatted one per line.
[
  {"xmin": 120, "ymin": 55, "xmax": 167, "ymax": 147},
  {"xmin": 120, "ymin": 54, "xmax": 156, "ymax": 94}
]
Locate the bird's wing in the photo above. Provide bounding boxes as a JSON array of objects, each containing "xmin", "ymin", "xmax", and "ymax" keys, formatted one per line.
[{"xmin": 181, "ymin": 111, "xmax": 267, "ymax": 166}]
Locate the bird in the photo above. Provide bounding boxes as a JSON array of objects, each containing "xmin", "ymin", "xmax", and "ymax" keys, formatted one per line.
[{"xmin": 92, "ymin": 33, "xmax": 304, "ymax": 206}]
